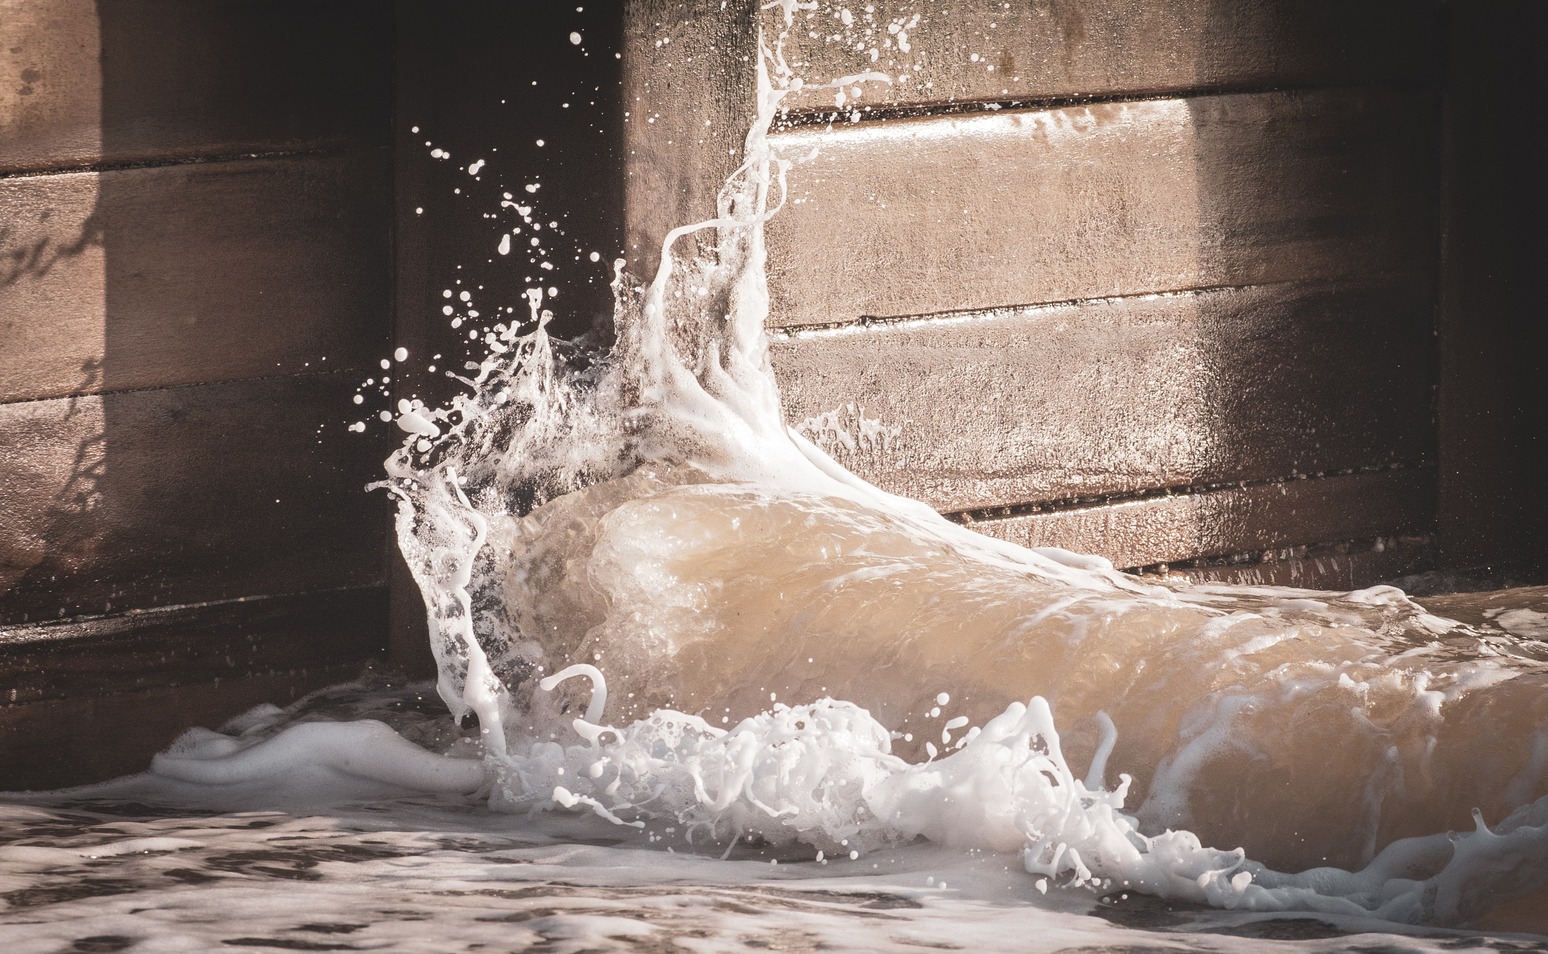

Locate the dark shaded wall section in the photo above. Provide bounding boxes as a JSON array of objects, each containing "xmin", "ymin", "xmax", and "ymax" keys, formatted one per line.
[
  {"xmin": 1, "ymin": 0, "xmax": 395, "ymax": 789},
  {"xmin": 1438, "ymin": 0, "xmax": 1548, "ymax": 580}
]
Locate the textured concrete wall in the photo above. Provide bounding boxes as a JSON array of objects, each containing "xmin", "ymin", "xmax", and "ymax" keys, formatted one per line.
[{"xmin": 631, "ymin": 0, "xmax": 1444, "ymax": 586}]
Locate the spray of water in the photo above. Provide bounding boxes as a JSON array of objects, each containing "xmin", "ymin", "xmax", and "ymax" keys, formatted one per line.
[{"xmin": 149, "ymin": 5, "xmax": 1548, "ymax": 928}]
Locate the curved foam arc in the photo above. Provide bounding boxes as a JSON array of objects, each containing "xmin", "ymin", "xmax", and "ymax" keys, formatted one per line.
[{"xmin": 324, "ymin": 8, "xmax": 1548, "ymax": 930}]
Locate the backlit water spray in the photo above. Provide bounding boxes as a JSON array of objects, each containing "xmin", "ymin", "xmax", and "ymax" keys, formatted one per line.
[{"xmin": 82, "ymin": 3, "xmax": 1548, "ymax": 938}]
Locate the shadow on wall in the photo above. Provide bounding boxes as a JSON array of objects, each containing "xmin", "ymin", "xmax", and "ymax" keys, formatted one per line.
[
  {"xmin": 0, "ymin": 360, "xmax": 109, "ymax": 622},
  {"xmin": 1, "ymin": 0, "xmax": 394, "ymax": 626},
  {"xmin": 0, "ymin": 0, "xmax": 111, "ymax": 620},
  {"xmin": 1437, "ymin": 0, "xmax": 1548, "ymax": 578},
  {"xmin": 1177, "ymin": 0, "xmax": 1441, "ymax": 576}
]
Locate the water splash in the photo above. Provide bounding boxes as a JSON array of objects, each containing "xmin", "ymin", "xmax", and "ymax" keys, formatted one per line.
[{"xmin": 175, "ymin": 7, "xmax": 1548, "ymax": 930}]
